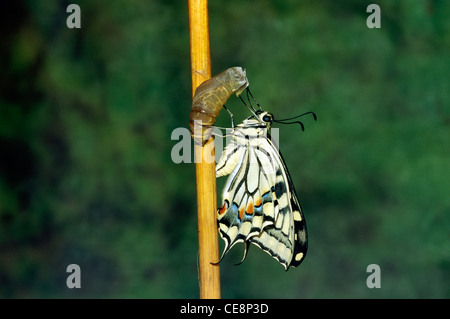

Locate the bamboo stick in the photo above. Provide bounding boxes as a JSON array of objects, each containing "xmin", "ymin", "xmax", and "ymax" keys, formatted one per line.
[{"xmin": 188, "ymin": 0, "xmax": 221, "ymax": 299}]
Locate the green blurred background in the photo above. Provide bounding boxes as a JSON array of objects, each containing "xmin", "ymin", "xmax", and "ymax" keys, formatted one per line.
[{"xmin": 0, "ymin": 0, "xmax": 449, "ymax": 298}]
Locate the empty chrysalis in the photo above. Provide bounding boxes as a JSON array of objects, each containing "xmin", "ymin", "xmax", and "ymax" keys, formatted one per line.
[{"xmin": 190, "ymin": 67, "xmax": 249, "ymax": 145}]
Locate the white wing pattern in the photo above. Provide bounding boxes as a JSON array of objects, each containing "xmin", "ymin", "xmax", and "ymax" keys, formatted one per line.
[{"xmin": 216, "ymin": 111, "xmax": 307, "ymax": 270}]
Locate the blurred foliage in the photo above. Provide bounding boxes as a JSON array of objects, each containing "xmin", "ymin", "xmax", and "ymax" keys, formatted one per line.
[{"xmin": 0, "ymin": 0, "xmax": 449, "ymax": 298}]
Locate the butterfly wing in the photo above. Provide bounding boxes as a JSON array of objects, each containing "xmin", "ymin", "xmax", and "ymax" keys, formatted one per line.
[
  {"xmin": 216, "ymin": 137, "xmax": 266, "ymax": 261},
  {"xmin": 216, "ymin": 128, "xmax": 307, "ymax": 270},
  {"xmin": 249, "ymin": 136, "xmax": 308, "ymax": 270}
]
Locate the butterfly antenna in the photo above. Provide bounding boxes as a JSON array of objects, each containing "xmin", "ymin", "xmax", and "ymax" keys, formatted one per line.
[
  {"xmin": 274, "ymin": 119, "xmax": 305, "ymax": 131},
  {"xmin": 277, "ymin": 111, "xmax": 317, "ymax": 122},
  {"xmin": 273, "ymin": 111, "xmax": 317, "ymax": 132}
]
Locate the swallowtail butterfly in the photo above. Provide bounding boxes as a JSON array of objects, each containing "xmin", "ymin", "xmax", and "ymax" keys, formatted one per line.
[{"xmin": 216, "ymin": 101, "xmax": 314, "ymax": 270}]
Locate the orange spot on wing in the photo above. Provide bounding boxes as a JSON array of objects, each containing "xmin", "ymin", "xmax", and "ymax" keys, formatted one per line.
[
  {"xmin": 239, "ymin": 207, "xmax": 245, "ymax": 221},
  {"xmin": 254, "ymin": 197, "xmax": 262, "ymax": 207},
  {"xmin": 246, "ymin": 201, "xmax": 254, "ymax": 215},
  {"xmin": 219, "ymin": 202, "xmax": 227, "ymax": 215}
]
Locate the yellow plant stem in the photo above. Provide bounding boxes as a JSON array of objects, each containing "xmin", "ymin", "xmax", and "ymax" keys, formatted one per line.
[{"xmin": 188, "ymin": 0, "xmax": 221, "ymax": 299}]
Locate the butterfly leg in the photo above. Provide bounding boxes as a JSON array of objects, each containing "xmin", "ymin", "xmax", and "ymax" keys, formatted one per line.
[
  {"xmin": 246, "ymin": 87, "xmax": 263, "ymax": 111},
  {"xmin": 223, "ymin": 104, "xmax": 235, "ymax": 129}
]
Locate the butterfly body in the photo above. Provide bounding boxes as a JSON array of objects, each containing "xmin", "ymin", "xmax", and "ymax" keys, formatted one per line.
[{"xmin": 216, "ymin": 111, "xmax": 308, "ymax": 270}]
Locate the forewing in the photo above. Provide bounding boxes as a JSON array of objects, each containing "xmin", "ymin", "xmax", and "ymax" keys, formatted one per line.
[{"xmin": 246, "ymin": 137, "xmax": 306, "ymax": 270}]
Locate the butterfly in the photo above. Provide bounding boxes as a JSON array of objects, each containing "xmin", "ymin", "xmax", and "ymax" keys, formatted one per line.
[{"xmin": 215, "ymin": 96, "xmax": 315, "ymax": 270}]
